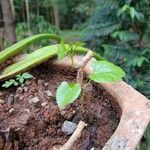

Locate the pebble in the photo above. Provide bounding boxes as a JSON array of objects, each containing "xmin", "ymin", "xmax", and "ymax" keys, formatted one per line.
[
  {"xmin": 62, "ymin": 121, "xmax": 77, "ymax": 135},
  {"xmin": 28, "ymin": 97, "xmax": 40, "ymax": 104},
  {"xmin": 0, "ymin": 99, "xmax": 5, "ymax": 104},
  {"xmin": 60, "ymin": 109, "xmax": 76, "ymax": 120},
  {"xmin": 41, "ymin": 101, "xmax": 48, "ymax": 107},
  {"xmin": 16, "ymin": 87, "xmax": 23, "ymax": 93},
  {"xmin": 7, "ymin": 94, "xmax": 14, "ymax": 106},
  {"xmin": 19, "ymin": 95, "xmax": 24, "ymax": 101},
  {"xmin": 23, "ymin": 87, "xmax": 28, "ymax": 92},
  {"xmin": 14, "ymin": 93, "xmax": 20, "ymax": 102},
  {"xmin": 45, "ymin": 90, "xmax": 53, "ymax": 97},
  {"xmin": 19, "ymin": 112, "xmax": 31, "ymax": 125},
  {"xmin": 44, "ymin": 83, "xmax": 49, "ymax": 86},
  {"xmin": 23, "ymin": 109, "xmax": 30, "ymax": 114},
  {"xmin": 9, "ymin": 108, "xmax": 15, "ymax": 114}
]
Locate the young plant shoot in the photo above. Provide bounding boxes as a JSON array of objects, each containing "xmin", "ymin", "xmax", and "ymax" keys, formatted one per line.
[
  {"xmin": 57, "ymin": 40, "xmax": 85, "ymax": 67},
  {"xmin": 2, "ymin": 73, "xmax": 33, "ymax": 88},
  {"xmin": 0, "ymin": 34, "xmax": 125, "ymax": 110},
  {"xmin": 56, "ymin": 46, "xmax": 125, "ymax": 110}
]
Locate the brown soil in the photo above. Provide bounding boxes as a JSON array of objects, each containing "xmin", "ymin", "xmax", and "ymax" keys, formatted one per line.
[{"xmin": 0, "ymin": 62, "xmax": 121, "ymax": 150}]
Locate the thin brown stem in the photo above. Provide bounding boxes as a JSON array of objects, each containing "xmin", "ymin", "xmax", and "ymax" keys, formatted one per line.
[
  {"xmin": 76, "ymin": 51, "xmax": 94, "ymax": 122},
  {"xmin": 76, "ymin": 50, "xmax": 93, "ymax": 86}
]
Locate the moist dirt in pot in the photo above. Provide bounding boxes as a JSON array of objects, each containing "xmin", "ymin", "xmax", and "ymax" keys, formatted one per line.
[{"xmin": 0, "ymin": 62, "xmax": 121, "ymax": 150}]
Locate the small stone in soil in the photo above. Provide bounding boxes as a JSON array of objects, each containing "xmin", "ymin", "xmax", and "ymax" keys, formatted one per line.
[
  {"xmin": 62, "ymin": 121, "xmax": 77, "ymax": 135},
  {"xmin": 44, "ymin": 82, "xmax": 49, "ymax": 86},
  {"xmin": 19, "ymin": 112, "xmax": 31, "ymax": 125},
  {"xmin": 7, "ymin": 94, "xmax": 14, "ymax": 106},
  {"xmin": 16, "ymin": 87, "xmax": 23, "ymax": 93},
  {"xmin": 28, "ymin": 97, "xmax": 40, "ymax": 105},
  {"xmin": 14, "ymin": 94, "xmax": 20, "ymax": 102},
  {"xmin": 60, "ymin": 108, "xmax": 76, "ymax": 120},
  {"xmin": 0, "ymin": 99, "xmax": 5, "ymax": 104},
  {"xmin": 41, "ymin": 101, "xmax": 48, "ymax": 107},
  {"xmin": 45, "ymin": 90, "xmax": 53, "ymax": 97},
  {"xmin": 23, "ymin": 87, "xmax": 28, "ymax": 92},
  {"xmin": 9, "ymin": 108, "xmax": 15, "ymax": 114}
]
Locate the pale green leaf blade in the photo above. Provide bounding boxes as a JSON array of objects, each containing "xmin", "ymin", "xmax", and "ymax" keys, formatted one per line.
[
  {"xmin": 89, "ymin": 60, "xmax": 125, "ymax": 83},
  {"xmin": 22, "ymin": 73, "xmax": 33, "ymax": 79},
  {"xmin": 0, "ymin": 45, "xmax": 58, "ymax": 81},
  {"xmin": 0, "ymin": 34, "xmax": 61, "ymax": 64},
  {"xmin": 2, "ymin": 80, "xmax": 14, "ymax": 88},
  {"xmin": 56, "ymin": 81, "xmax": 81, "ymax": 109},
  {"xmin": 57, "ymin": 39, "xmax": 68, "ymax": 60}
]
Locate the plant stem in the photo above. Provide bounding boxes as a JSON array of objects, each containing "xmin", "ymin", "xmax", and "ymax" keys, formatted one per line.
[
  {"xmin": 77, "ymin": 50, "xmax": 93, "ymax": 86},
  {"xmin": 70, "ymin": 54, "xmax": 75, "ymax": 68},
  {"xmin": 76, "ymin": 51, "xmax": 94, "ymax": 122}
]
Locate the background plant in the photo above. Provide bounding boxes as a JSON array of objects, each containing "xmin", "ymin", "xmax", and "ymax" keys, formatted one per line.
[
  {"xmin": 2, "ymin": 73, "xmax": 33, "ymax": 88},
  {"xmin": 83, "ymin": 0, "xmax": 150, "ymax": 98}
]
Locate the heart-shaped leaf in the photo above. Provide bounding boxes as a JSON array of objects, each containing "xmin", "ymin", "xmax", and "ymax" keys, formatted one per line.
[
  {"xmin": 56, "ymin": 81, "xmax": 81, "ymax": 109},
  {"xmin": 89, "ymin": 60, "xmax": 125, "ymax": 83}
]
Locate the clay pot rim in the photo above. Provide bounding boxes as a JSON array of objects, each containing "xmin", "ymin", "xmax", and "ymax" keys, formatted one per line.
[{"xmin": 52, "ymin": 55, "xmax": 150, "ymax": 150}]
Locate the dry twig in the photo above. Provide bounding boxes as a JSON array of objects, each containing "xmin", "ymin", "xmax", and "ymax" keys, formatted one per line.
[{"xmin": 53, "ymin": 121, "xmax": 87, "ymax": 150}]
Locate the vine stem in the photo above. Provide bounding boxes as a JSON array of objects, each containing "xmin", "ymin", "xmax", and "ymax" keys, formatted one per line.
[
  {"xmin": 70, "ymin": 54, "xmax": 75, "ymax": 68},
  {"xmin": 76, "ymin": 50, "xmax": 93, "ymax": 86}
]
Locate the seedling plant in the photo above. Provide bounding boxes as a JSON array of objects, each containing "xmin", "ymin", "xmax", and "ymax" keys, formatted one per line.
[
  {"xmin": 0, "ymin": 33, "xmax": 125, "ymax": 111},
  {"xmin": 2, "ymin": 73, "xmax": 33, "ymax": 88},
  {"xmin": 56, "ymin": 40, "xmax": 125, "ymax": 110}
]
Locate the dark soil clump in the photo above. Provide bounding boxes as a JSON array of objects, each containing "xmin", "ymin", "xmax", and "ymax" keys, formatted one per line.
[{"xmin": 0, "ymin": 62, "xmax": 121, "ymax": 150}]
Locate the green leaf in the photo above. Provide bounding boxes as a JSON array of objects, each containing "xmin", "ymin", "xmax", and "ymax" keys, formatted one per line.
[
  {"xmin": 0, "ymin": 45, "xmax": 58, "ymax": 81},
  {"xmin": 2, "ymin": 81, "xmax": 13, "ymax": 88},
  {"xmin": 14, "ymin": 81, "xmax": 19, "ymax": 86},
  {"xmin": 57, "ymin": 39, "xmax": 68, "ymax": 60},
  {"xmin": 74, "ymin": 41, "xmax": 86, "ymax": 47},
  {"xmin": 21, "ymin": 73, "xmax": 33, "ymax": 79},
  {"xmin": 0, "ymin": 34, "xmax": 61, "ymax": 65},
  {"xmin": 20, "ymin": 77, "xmax": 24, "ymax": 83},
  {"xmin": 0, "ymin": 44, "xmax": 103, "ymax": 81},
  {"xmin": 89, "ymin": 60, "xmax": 125, "ymax": 83},
  {"xmin": 2, "ymin": 79, "xmax": 16, "ymax": 88},
  {"xmin": 111, "ymin": 31, "xmax": 140, "ymax": 42},
  {"xmin": 56, "ymin": 81, "xmax": 81, "ymax": 109}
]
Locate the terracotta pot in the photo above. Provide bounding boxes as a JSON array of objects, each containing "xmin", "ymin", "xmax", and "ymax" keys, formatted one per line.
[{"xmin": 53, "ymin": 55, "xmax": 150, "ymax": 150}]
